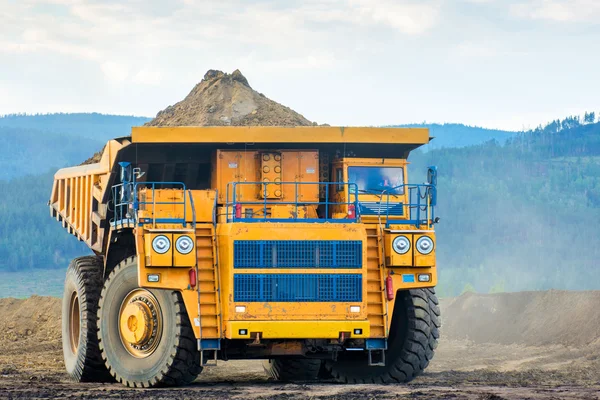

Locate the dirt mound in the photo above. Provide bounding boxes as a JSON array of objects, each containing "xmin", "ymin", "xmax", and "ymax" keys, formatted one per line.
[
  {"xmin": 145, "ymin": 69, "xmax": 315, "ymax": 127},
  {"xmin": 0, "ymin": 296, "xmax": 61, "ymax": 344},
  {"xmin": 81, "ymin": 69, "xmax": 316, "ymax": 165},
  {"xmin": 440, "ymin": 290, "xmax": 600, "ymax": 347}
]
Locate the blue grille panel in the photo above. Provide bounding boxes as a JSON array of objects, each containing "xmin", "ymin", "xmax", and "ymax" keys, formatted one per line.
[
  {"xmin": 234, "ymin": 274, "xmax": 362, "ymax": 302},
  {"xmin": 234, "ymin": 240, "xmax": 362, "ymax": 269},
  {"xmin": 359, "ymin": 202, "xmax": 404, "ymax": 216}
]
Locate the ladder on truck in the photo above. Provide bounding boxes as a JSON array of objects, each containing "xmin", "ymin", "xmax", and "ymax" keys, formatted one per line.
[
  {"xmin": 365, "ymin": 224, "xmax": 389, "ymax": 366},
  {"xmin": 191, "ymin": 193, "xmax": 222, "ymax": 366}
]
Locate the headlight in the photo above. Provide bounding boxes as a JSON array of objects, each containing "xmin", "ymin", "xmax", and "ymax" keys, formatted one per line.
[
  {"xmin": 152, "ymin": 235, "xmax": 170, "ymax": 254},
  {"xmin": 175, "ymin": 236, "xmax": 194, "ymax": 254},
  {"xmin": 392, "ymin": 236, "xmax": 410, "ymax": 254},
  {"xmin": 416, "ymin": 236, "xmax": 434, "ymax": 255}
]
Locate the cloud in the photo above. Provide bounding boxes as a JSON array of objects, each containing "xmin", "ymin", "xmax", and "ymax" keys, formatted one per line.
[
  {"xmin": 510, "ymin": 0, "xmax": 600, "ymax": 22},
  {"xmin": 132, "ymin": 67, "xmax": 162, "ymax": 86},
  {"xmin": 101, "ymin": 61, "xmax": 129, "ymax": 83},
  {"xmin": 340, "ymin": 0, "xmax": 441, "ymax": 35}
]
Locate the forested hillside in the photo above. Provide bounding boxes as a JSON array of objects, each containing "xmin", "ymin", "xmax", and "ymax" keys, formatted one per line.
[
  {"xmin": 0, "ymin": 113, "xmax": 149, "ymax": 271},
  {"xmin": 410, "ymin": 115, "xmax": 600, "ymax": 295},
  {"xmin": 0, "ymin": 113, "xmax": 150, "ymax": 141},
  {"xmin": 0, "ymin": 113, "xmax": 150, "ymax": 179},
  {"xmin": 393, "ymin": 123, "xmax": 517, "ymax": 150},
  {"xmin": 0, "ymin": 172, "xmax": 89, "ymax": 271}
]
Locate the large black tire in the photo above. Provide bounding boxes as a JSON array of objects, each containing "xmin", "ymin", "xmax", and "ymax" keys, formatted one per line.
[
  {"xmin": 62, "ymin": 256, "xmax": 114, "ymax": 382},
  {"xmin": 263, "ymin": 358, "xmax": 322, "ymax": 381},
  {"xmin": 97, "ymin": 256, "xmax": 202, "ymax": 387},
  {"xmin": 324, "ymin": 288, "xmax": 441, "ymax": 383}
]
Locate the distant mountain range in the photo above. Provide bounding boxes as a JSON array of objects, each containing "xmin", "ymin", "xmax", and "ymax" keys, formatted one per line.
[
  {"xmin": 0, "ymin": 113, "xmax": 150, "ymax": 179},
  {"xmin": 1, "ymin": 113, "xmax": 516, "ymax": 179},
  {"xmin": 391, "ymin": 123, "xmax": 518, "ymax": 150}
]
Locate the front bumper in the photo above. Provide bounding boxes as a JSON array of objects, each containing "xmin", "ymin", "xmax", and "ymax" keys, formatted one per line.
[{"xmin": 227, "ymin": 320, "xmax": 371, "ymax": 339}]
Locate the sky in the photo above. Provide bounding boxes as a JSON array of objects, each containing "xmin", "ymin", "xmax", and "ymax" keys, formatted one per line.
[{"xmin": 1, "ymin": 0, "xmax": 599, "ymax": 131}]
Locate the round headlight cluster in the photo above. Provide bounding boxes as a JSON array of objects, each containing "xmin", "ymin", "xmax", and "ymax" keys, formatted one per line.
[
  {"xmin": 176, "ymin": 236, "xmax": 194, "ymax": 254},
  {"xmin": 416, "ymin": 236, "xmax": 434, "ymax": 255},
  {"xmin": 392, "ymin": 236, "xmax": 411, "ymax": 254},
  {"xmin": 152, "ymin": 235, "xmax": 170, "ymax": 254}
]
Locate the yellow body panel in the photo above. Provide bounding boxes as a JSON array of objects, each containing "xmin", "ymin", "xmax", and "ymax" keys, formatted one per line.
[
  {"xmin": 134, "ymin": 219, "xmax": 437, "ymax": 340},
  {"xmin": 230, "ymin": 301, "xmax": 366, "ymax": 320},
  {"xmin": 173, "ymin": 233, "xmax": 196, "ymax": 267},
  {"xmin": 413, "ymin": 233, "xmax": 436, "ymax": 267},
  {"xmin": 137, "ymin": 189, "xmax": 216, "ymax": 223},
  {"xmin": 217, "ymin": 222, "xmax": 368, "ymax": 326},
  {"xmin": 213, "ymin": 150, "xmax": 258, "ymax": 203},
  {"xmin": 385, "ymin": 231, "xmax": 436, "ymax": 267},
  {"xmin": 227, "ymin": 320, "xmax": 370, "ymax": 339},
  {"xmin": 132, "ymin": 126, "xmax": 430, "ymax": 145}
]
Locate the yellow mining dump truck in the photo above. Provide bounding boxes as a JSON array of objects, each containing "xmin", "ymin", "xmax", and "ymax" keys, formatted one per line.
[{"xmin": 49, "ymin": 126, "xmax": 440, "ymax": 386}]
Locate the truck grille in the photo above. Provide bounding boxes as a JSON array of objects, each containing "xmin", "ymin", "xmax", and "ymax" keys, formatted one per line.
[
  {"xmin": 233, "ymin": 274, "xmax": 362, "ymax": 302},
  {"xmin": 359, "ymin": 201, "xmax": 404, "ymax": 216},
  {"xmin": 233, "ymin": 240, "xmax": 362, "ymax": 269}
]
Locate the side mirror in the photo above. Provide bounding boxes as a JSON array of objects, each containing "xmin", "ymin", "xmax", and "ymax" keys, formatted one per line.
[
  {"xmin": 426, "ymin": 166, "xmax": 437, "ymax": 207},
  {"xmin": 427, "ymin": 166, "xmax": 437, "ymax": 186}
]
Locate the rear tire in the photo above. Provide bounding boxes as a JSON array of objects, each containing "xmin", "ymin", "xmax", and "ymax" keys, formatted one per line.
[
  {"xmin": 98, "ymin": 256, "xmax": 202, "ymax": 387},
  {"xmin": 263, "ymin": 358, "xmax": 322, "ymax": 381},
  {"xmin": 324, "ymin": 288, "xmax": 441, "ymax": 383},
  {"xmin": 62, "ymin": 256, "xmax": 114, "ymax": 382}
]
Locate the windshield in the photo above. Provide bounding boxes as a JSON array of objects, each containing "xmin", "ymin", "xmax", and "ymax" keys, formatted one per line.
[{"xmin": 348, "ymin": 166, "xmax": 404, "ymax": 195}]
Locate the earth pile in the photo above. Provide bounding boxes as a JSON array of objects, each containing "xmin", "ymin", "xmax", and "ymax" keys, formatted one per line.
[
  {"xmin": 82, "ymin": 69, "xmax": 315, "ymax": 165},
  {"xmin": 146, "ymin": 69, "xmax": 315, "ymax": 127}
]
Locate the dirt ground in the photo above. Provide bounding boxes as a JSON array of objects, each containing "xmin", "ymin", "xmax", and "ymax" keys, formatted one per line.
[{"xmin": 1, "ymin": 291, "xmax": 599, "ymax": 399}]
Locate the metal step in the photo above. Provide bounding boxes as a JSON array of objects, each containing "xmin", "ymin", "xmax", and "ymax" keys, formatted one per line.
[
  {"xmin": 200, "ymin": 350, "xmax": 218, "ymax": 367},
  {"xmin": 367, "ymin": 350, "xmax": 386, "ymax": 367}
]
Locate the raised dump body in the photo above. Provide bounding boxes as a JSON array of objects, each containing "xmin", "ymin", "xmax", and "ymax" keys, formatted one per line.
[{"xmin": 50, "ymin": 126, "xmax": 440, "ymax": 387}]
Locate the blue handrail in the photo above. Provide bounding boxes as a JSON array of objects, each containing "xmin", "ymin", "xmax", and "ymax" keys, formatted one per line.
[
  {"xmin": 226, "ymin": 181, "xmax": 359, "ymax": 223},
  {"xmin": 362, "ymin": 183, "xmax": 436, "ymax": 228},
  {"xmin": 111, "ymin": 181, "xmax": 188, "ymax": 228}
]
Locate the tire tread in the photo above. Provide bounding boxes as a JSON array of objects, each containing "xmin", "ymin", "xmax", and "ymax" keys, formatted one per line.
[
  {"xmin": 326, "ymin": 288, "xmax": 441, "ymax": 384},
  {"xmin": 63, "ymin": 256, "xmax": 113, "ymax": 382}
]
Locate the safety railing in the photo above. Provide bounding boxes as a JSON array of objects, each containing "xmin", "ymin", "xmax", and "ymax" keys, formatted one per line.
[
  {"xmin": 111, "ymin": 182, "xmax": 190, "ymax": 228},
  {"xmin": 111, "ymin": 182, "xmax": 136, "ymax": 229},
  {"xmin": 356, "ymin": 183, "xmax": 436, "ymax": 228},
  {"xmin": 225, "ymin": 182, "xmax": 359, "ymax": 223}
]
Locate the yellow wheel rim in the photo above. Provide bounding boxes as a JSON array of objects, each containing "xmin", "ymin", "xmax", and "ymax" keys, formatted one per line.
[
  {"xmin": 69, "ymin": 292, "xmax": 80, "ymax": 353},
  {"xmin": 118, "ymin": 289, "xmax": 162, "ymax": 358}
]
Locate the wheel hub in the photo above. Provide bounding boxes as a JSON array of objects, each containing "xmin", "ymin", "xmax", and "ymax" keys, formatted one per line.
[
  {"xmin": 68, "ymin": 292, "xmax": 80, "ymax": 353},
  {"xmin": 118, "ymin": 289, "xmax": 162, "ymax": 358}
]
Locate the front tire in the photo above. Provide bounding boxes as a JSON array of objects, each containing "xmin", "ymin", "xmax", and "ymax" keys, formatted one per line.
[
  {"xmin": 62, "ymin": 256, "xmax": 113, "ymax": 382},
  {"xmin": 97, "ymin": 256, "xmax": 201, "ymax": 387},
  {"xmin": 325, "ymin": 288, "xmax": 441, "ymax": 383}
]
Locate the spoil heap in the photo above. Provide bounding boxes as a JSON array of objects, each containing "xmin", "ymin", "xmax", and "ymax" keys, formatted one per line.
[
  {"xmin": 82, "ymin": 69, "xmax": 315, "ymax": 164},
  {"xmin": 145, "ymin": 69, "xmax": 315, "ymax": 127}
]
